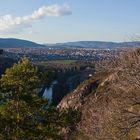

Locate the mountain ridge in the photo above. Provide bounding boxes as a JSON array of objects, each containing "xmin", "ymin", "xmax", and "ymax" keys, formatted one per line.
[
  {"xmin": 0, "ymin": 38, "xmax": 140, "ymax": 49},
  {"xmin": 0, "ymin": 38, "xmax": 45, "ymax": 48},
  {"xmin": 46, "ymin": 41, "xmax": 140, "ymax": 49}
]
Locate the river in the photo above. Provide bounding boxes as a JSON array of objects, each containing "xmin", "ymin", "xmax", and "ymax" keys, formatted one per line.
[{"xmin": 42, "ymin": 80, "xmax": 58, "ymax": 102}]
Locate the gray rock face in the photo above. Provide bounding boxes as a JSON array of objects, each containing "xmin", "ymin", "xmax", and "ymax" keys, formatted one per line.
[{"xmin": 57, "ymin": 78, "xmax": 99, "ymax": 110}]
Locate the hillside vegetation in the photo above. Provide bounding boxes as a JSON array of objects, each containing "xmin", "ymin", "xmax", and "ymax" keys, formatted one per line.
[{"xmin": 58, "ymin": 48, "xmax": 140, "ymax": 140}]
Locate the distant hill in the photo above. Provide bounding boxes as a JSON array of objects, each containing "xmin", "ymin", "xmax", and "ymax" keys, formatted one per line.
[
  {"xmin": 0, "ymin": 38, "xmax": 140, "ymax": 49},
  {"xmin": 46, "ymin": 41, "xmax": 140, "ymax": 49},
  {"xmin": 0, "ymin": 38, "xmax": 45, "ymax": 48}
]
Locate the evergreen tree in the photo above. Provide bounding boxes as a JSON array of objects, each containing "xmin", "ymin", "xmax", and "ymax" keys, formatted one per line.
[{"xmin": 0, "ymin": 58, "xmax": 81, "ymax": 140}]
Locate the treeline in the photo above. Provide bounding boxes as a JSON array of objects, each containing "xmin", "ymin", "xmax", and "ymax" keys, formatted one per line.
[{"xmin": 0, "ymin": 49, "xmax": 3, "ymax": 54}]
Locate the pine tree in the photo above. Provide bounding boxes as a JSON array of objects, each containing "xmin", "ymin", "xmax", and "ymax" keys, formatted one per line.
[{"xmin": 0, "ymin": 58, "xmax": 81, "ymax": 140}]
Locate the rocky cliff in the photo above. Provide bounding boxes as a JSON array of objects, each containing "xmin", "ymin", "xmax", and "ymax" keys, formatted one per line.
[{"xmin": 58, "ymin": 48, "xmax": 140, "ymax": 140}]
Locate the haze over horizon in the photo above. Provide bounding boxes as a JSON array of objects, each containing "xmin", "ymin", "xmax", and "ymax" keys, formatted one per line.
[{"xmin": 0, "ymin": 0, "xmax": 140, "ymax": 43}]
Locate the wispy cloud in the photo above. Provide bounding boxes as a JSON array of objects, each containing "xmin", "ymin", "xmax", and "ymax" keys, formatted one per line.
[{"xmin": 0, "ymin": 4, "xmax": 72, "ymax": 34}]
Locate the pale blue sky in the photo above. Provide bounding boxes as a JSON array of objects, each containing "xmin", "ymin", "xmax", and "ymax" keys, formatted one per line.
[{"xmin": 0, "ymin": 0, "xmax": 139, "ymax": 43}]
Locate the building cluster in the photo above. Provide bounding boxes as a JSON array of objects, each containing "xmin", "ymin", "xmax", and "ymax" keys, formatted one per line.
[{"xmin": 2, "ymin": 48, "xmax": 126, "ymax": 61}]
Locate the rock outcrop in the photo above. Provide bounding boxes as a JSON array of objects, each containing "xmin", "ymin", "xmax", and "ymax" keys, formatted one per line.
[{"xmin": 57, "ymin": 76, "xmax": 101, "ymax": 110}]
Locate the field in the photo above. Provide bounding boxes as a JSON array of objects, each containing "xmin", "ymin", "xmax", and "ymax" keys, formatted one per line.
[{"xmin": 39, "ymin": 60, "xmax": 77, "ymax": 65}]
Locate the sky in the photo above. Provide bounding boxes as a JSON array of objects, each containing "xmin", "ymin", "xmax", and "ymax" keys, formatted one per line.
[{"xmin": 0, "ymin": 0, "xmax": 140, "ymax": 43}]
